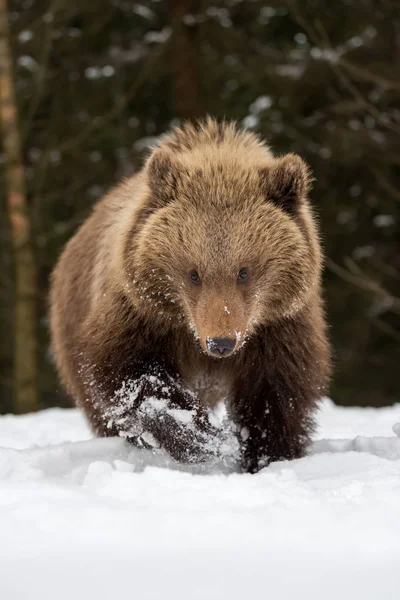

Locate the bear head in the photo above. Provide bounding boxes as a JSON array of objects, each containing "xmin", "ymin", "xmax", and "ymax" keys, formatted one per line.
[{"xmin": 124, "ymin": 121, "xmax": 321, "ymax": 358}]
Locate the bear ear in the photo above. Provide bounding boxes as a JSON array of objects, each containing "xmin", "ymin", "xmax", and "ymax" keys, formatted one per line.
[
  {"xmin": 146, "ymin": 150, "xmax": 179, "ymax": 207},
  {"xmin": 259, "ymin": 154, "xmax": 312, "ymax": 214}
]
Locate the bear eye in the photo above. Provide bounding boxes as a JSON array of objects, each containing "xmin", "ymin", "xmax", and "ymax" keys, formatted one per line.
[
  {"xmin": 237, "ymin": 268, "xmax": 249, "ymax": 283},
  {"xmin": 189, "ymin": 270, "xmax": 201, "ymax": 284}
]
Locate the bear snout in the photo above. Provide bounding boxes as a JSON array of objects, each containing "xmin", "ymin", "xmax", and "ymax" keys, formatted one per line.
[{"xmin": 206, "ymin": 336, "xmax": 236, "ymax": 357}]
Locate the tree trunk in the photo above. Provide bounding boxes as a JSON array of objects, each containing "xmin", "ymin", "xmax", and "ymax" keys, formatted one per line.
[
  {"xmin": 0, "ymin": 0, "xmax": 38, "ymax": 413},
  {"xmin": 170, "ymin": 0, "xmax": 205, "ymax": 119}
]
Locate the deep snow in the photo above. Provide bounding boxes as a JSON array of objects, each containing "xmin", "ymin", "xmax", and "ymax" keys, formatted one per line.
[{"xmin": 0, "ymin": 398, "xmax": 400, "ymax": 600}]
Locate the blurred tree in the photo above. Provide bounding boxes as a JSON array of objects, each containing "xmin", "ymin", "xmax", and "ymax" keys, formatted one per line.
[
  {"xmin": 0, "ymin": 0, "xmax": 37, "ymax": 413},
  {"xmin": 169, "ymin": 0, "xmax": 205, "ymax": 118}
]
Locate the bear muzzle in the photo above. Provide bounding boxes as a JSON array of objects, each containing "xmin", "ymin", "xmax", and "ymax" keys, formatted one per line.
[{"xmin": 206, "ymin": 336, "xmax": 236, "ymax": 357}]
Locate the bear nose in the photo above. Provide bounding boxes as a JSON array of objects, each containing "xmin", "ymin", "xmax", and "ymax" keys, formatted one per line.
[{"xmin": 207, "ymin": 337, "xmax": 236, "ymax": 357}]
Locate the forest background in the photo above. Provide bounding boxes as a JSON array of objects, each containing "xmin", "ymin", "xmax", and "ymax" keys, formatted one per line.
[{"xmin": 0, "ymin": 0, "xmax": 399, "ymax": 413}]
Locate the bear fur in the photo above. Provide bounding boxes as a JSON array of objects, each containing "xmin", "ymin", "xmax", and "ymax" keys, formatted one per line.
[{"xmin": 50, "ymin": 118, "xmax": 331, "ymax": 473}]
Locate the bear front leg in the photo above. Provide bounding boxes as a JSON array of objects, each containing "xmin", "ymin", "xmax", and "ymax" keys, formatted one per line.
[
  {"xmin": 231, "ymin": 376, "xmax": 315, "ymax": 473},
  {"xmin": 94, "ymin": 365, "xmax": 231, "ymax": 464}
]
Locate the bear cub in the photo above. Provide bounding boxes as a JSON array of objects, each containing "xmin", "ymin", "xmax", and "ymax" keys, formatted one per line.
[{"xmin": 50, "ymin": 119, "xmax": 331, "ymax": 473}]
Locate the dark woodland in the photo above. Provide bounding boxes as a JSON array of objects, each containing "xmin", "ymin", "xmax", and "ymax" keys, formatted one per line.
[{"xmin": 0, "ymin": 0, "xmax": 399, "ymax": 413}]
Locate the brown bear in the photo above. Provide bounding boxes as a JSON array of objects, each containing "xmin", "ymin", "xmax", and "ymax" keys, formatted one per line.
[{"xmin": 50, "ymin": 118, "xmax": 331, "ymax": 473}]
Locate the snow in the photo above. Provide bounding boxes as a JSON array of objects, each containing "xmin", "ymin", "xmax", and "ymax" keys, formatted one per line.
[{"xmin": 1, "ymin": 398, "xmax": 400, "ymax": 600}]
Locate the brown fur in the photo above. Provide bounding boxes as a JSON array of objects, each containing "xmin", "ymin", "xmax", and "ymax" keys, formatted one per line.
[{"xmin": 50, "ymin": 118, "xmax": 331, "ymax": 472}]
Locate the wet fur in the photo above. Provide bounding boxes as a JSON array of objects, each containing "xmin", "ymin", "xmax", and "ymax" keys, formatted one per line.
[{"xmin": 50, "ymin": 119, "xmax": 331, "ymax": 473}]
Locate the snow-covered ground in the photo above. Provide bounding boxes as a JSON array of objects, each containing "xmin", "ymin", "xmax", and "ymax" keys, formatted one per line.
[{"xmin": 1, "ymin": 398, "xmax": 400, "ymax": 600}]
